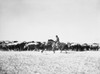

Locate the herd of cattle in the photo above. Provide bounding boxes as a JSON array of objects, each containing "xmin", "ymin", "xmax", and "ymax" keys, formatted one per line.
[{"xmin": 0, "ymin": 39, "xmax": 100, "ymax": 53}]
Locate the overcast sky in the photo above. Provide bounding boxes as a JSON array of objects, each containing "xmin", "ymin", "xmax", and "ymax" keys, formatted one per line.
[{"xmin": 0, "ymin": 0, "xmax": 100, "ymax": 43}]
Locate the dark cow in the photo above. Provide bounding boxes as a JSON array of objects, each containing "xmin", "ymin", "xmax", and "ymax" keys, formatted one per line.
[
  {"xmin": 24, "ymin": 42, "xmax": 36, "ymax": 51},
  {"xmin": 81, "ymin": 43, "xmax": 90, "ymax": 51},
  {"xmin": 35, "ymin": 42, "xmax": 46, "ymax": 51},
  {"xmin": 41, "ymin": 39, "xmax": 55, "ymax": 53},
  {"xmin": 70, "ymin": 43, "xmax": 84, "ymax": 51},
  {"xmin": 16, "ymin": 41, "xmax": 27, "ymax": 51},
  {"xmin": 90, "ymin": 43, "xmax": 99, "ymax": 51},
  {"xmin": 24, "ymin": 41, "xmax": 43, "ymax": 51},
  {"xmin": 56, "ymin": 42, "xmax": 68, "ymax": 53},
  {"xmin": 6, "ymin": 41, "xmax": 26, "ymax": 51},
  {"xmin": 7, "ymin": 43, "xmax": 16, "ymax": 51},
  {"xmin": 70, "ymin": 43, "xmax": 78, "ymax": 51},
  {"xmin": 0, "ymin": 43, "xmax": 8, "ymax": 51}
]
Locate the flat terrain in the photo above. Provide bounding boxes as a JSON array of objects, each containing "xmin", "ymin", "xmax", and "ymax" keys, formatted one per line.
[{"xmin": 0, "ymin": 51, "xmax": 100, "ymax": 74}]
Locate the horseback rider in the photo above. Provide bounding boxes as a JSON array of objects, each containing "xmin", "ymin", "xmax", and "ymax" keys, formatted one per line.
[
  {"xmin": 55, "ymin": 35, "xmax": 60, "ymax": 43},
  {"xmin": 55, "ymin": 35, "xmax": 60, "ymax": 49}
]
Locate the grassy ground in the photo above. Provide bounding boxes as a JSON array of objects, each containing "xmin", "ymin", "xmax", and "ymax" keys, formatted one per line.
[{"xmin": 0, "ymin": 51, "xmax": 100, "ymax": 74}]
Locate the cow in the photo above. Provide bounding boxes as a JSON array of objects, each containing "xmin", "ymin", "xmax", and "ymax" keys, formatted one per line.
[
  {"xmin": 24, "ymin": 41, "xmax": 43, "ymax": 51},
  {"xmin": 41, "ymin": 39, "xmax": 55, "ymax": 53},
  {"xmin": 56, "ymin": 42, "xmax": 68, "ymax": 53},
  {"xmin": 7, "ymin": 43, "xmax": 16, "ymax": 51},
  {"xmin": 35, "ymin": 42, "xmax": 46, "ymax": 51},
  {"xmin": 16, "ymin": 41, "xmax": 27, "ymax": 51},
  {"xmin": 81, "ymin": 43, "xmax": 90, "ymax": 51},
  {"xmin": 90, "ymin": 43, "xmax": 99, "ymax": 51},
  {"xmin": 70, "ymin": 43, "xmax": 84, "ymax": 51},
  {"xmin": 6, "ymin": 41, "xmax": 26, "ymax": 51},
  {"xmin": 24, "ymin": 42, "xmax": 36, "ymax": 51},
  {"xmin": 0, "ymin": 43, "xmax": 8, "ymax": 51}
]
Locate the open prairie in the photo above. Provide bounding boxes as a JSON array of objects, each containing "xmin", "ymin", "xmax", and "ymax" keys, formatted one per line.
[{"xmin": 0, "ymin": 51, "xmax": 100, "ymax": 74}]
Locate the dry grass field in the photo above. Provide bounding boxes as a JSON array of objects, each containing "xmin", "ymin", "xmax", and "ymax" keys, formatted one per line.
[{"xmin": 0, "ymin": 51, "xmax": 100, "ymax": 74}]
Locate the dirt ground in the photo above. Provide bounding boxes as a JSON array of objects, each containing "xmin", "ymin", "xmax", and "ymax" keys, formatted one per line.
[{"xmin": 0, "ymin": 51, "xmax": 100, "ymax": 74}]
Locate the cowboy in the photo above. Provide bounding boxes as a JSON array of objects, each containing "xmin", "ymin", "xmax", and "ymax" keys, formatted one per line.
[
  {"xmin": 56, "ymin": 35, "xmax": 60, "ymax": 43},
  {"xmin": 55, "ymin": 35, "xmax": 60, "ymax": 49}
]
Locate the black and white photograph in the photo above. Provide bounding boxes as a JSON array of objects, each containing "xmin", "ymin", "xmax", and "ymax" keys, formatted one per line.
[{"xmin": 0, "ymin": 0, "xmax": 100, "ymax": 74}]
